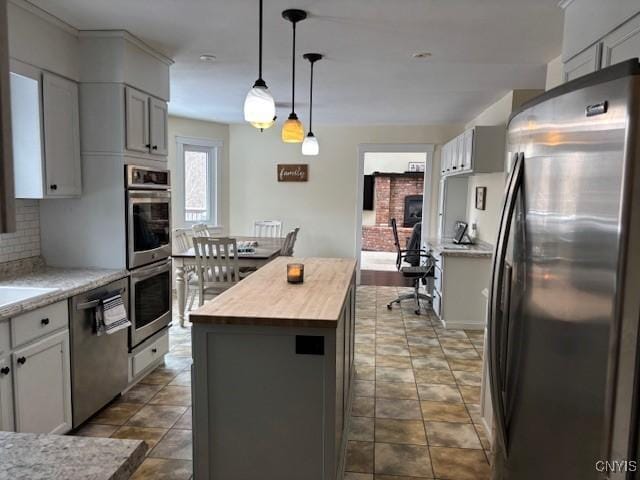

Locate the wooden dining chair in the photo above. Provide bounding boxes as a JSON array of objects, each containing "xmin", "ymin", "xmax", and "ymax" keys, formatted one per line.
[
  {"xmin": 253, "ymin": 220, "xmax": 283, "ymax": 238},
  {"xmin": 280, "ymin": 227, "xmax": 300, "ymax": 256},
  {"xmin": 192, "ymin": 237, "xmax": 241, "ymax": 306}
]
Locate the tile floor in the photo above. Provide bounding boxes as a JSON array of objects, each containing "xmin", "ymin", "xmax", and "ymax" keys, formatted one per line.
[{"xmin": 72, "ymin": 285, "xmax": 491, "ymax": 479}]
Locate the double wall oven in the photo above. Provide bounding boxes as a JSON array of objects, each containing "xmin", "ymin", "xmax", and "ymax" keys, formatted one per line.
[{"xmin": 126, "ymin": 165, "xmax": 172, "ymax": 349}]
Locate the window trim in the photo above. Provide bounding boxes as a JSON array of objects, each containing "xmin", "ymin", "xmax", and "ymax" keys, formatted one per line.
[{"xmin": 176, "ymin": 135, "xmax": 222, "ymax": 227}]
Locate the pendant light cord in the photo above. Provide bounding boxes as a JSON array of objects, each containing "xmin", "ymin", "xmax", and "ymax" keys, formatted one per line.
[
  {"xmin": 258, "ymin": 0, "xmax": 263, "ymax": 80},
  {"xmin": 309, "ymin": 61, "xmax": 314, "ymax": 132},
  {"xmin": 291, "ymin": 22, "xmax": 296, "ymax": 114}
]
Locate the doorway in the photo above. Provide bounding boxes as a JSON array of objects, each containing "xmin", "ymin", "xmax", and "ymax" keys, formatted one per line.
[{"xmin": 355, "ymin": 144, "xmax": 434, "ymax": 286}]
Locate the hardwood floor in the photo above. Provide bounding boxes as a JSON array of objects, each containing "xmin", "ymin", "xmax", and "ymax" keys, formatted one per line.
[{"xmin": 360, "ymin": 269, "xmax": 412, "ymax": 287}]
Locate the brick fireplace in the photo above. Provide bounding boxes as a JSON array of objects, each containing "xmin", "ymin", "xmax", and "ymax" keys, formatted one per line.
[{"xmin": 362, "ymin": 172, "xmax": 424, "ymax": 252}]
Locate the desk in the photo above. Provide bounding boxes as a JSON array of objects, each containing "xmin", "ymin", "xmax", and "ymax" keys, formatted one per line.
[{"xmin": 172, "ymin": 235, "xmax": 283, "ymax": 326}]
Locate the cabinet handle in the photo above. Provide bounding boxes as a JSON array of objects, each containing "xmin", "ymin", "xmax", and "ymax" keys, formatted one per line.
[
  {"xmin": 452, "ymin": 166, "xmax": 457, "ymax": 170},
  {"xmin": 152, "ymin": 145, "xmax": 158, "ymax": 150},
  {"xmin": 17, "ymin": 357, "xmax": 26, "ymax": 365},
  {"xmin": 151, "ymin": 348, "xmax": 157, "ymax": 353},
  {"xmin": 145, "ymin": 143, "xmax": 151, "ymax": 148},
  {"xmin": 50, "ymin": 184, "xmax": 58, "ymax": 191},
  {"xmin": 0, "ymin": 367, "xmax": 9, "ymax": 375},
  {"xmin": 41, "ymin": 318, "xmax": 50, "ymax": 326}
]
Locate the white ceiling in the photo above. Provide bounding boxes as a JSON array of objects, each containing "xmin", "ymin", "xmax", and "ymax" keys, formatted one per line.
[{"xmin": 29, "ymin": 0, "xmax": 564, "ymax": 126}]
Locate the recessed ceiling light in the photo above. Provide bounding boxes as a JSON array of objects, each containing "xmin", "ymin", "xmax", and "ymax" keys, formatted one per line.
[
  {"xmin": 199, "ymin": 54, "xmax": 217, "ymax": 62},
  {"xmin": 412, "ymin": 52, "xmax": 432, "ymax": 59}
]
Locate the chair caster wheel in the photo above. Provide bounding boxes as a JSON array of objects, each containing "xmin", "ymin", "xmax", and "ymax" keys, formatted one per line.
[
  {"xmin": 414, "ymin": 309, "xmax": 421, "ymax": 315},
  {"xmin": 387, "ymin": 304, "xmax": 392, "ymax": 310}
]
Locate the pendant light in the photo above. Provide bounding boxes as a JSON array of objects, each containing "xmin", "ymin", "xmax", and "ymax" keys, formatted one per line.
[
  {"xmin": 281, "ymin": 9, "xmax": 307, "ymax": 143},
  {"xmin": 244, "ymin": 0, "xmax": 276, "ymax": 129},
  {"xmin": 302, "ymin": 53, "xmax": 322, "ymax": 156}
]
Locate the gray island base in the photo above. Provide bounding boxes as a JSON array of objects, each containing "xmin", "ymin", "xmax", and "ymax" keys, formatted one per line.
[{"xmin": 190, "ymin": 257, "xmax": 356, "ymax": 480}]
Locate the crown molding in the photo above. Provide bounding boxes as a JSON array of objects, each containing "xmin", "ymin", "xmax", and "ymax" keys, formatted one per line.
[
  {"xmin": 558, "ymin": 0, "xmax": 576, "ymax": 10},
  {"xmin": 78, "ymin": 30, "xmax": 174, "ymax": 65},
  {"xmin": 9, "ymin": 0, "xmax": 79, "ymax": 36}
]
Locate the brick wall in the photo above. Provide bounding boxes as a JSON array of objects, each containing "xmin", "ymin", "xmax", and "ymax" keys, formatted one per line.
[
  {"xmin": 0, "ymin": 200, "xmax": 41, "ymax": 263},
  {"xmin": 363, "ymin": 174, "xmax": 424, "ymax": 252}
]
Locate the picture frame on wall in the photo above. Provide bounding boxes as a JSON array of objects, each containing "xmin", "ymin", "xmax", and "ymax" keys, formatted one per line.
[{"xmin": 475, "ymin": 186, "xmax": 486, "ymax": 210}]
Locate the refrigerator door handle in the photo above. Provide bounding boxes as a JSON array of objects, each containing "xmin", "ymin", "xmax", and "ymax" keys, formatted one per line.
[{"xmin": 488, "ymin": 152, "xmax": 524, "ymax": 457}]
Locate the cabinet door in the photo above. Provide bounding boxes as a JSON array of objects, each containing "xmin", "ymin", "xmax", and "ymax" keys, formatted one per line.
[
  {"xmin": 0, "ymin": 356, "xmax": 14, "ymax": 431},
  {"xmin": 12, "ymin": 330, "xmax": 71, "ymax": 434},
  {"xmin": 602, "ymin": 14, "xmax": 640, "ymax": 68},
  {"xmin": 453, "ymin": 135, "xmax": 465, "ymax": 173},
  {"xmin": 461, "ymin": 129, "xmax": 474, "ymax": 172},
  {"xmin": 125, "ymin": 87, "xmax": 150, "ymax": 153},
  {"xmin": 440, "ymin": 144, "xmax": 448, "ymax": 175},
  {"xmin": 42, "ymin": 73, "xmax": 81, "ymax": 197},
  {"xmin": 437, "ymin": 179, "xmax": 446, "ymax": 238},
  {"xmin": 563, "ymin": 43, "xmax": 602, "ymax": 83},
  {"xmin": 149, "ymin": 97, "xmax": 168, "ymax": 156}
]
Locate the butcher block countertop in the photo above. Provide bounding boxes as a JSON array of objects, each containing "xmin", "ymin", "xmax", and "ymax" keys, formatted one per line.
[{"xmin": 189, "ymin": 257, "xmax": 356, "ymax": 328}]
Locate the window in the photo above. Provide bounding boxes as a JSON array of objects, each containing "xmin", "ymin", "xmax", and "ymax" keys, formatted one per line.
[{"xmin": 176, "ymin": 137, "xmax": 222, "ymax": 226}]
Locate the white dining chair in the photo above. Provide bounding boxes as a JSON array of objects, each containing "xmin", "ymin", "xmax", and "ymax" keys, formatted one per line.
[
  {"xmin": 280, "ymin": 227, "xmax": 300, "ymax": 256},
  {"xmin": 174, "ymin": 229, "xmax": 199, "ymax": 310},
  {"xmin": 253, "ymin": 220, "xmax": 283, "ymax": 238},
  {"xmin": 192, "ymin": 237, "xmax": 241, "ymax": 306},
  {"xmin": 192, "ymin": 223, "xmax": 211, "ymax": 237}
]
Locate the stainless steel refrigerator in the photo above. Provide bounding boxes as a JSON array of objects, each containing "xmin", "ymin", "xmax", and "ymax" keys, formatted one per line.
[{"xmin": 489, "ymin": 59, "xmax": 640, "ymax": 480}]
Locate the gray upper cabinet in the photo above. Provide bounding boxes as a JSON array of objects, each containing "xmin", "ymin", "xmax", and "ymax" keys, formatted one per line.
[
  {"xmin": 563, "ymin": 43, "xmax": 602, "ymax": 83},
  {"xmin": 561, "ymin": 2, "xmax": 640, "ymax": 83},
  {"xmin": 149, "ymin": 97, "xmax": 168, "ymax": 156},
  {"xmin": 125, "ymin": 86, "xmax": 150, "ymax": 153},
  {"xmin": 42, "ymin": 73, "xmax": 81, "ymax": 197},
  {"xmin": 10, "ymin": 68, "xmax": 81, "ymax": 199},
  {"xmin": 125, "ymin": 86, "xmax": 168, "ymax": 158},
  {"xmin": 602, "ymin": 14, "xmax": 640, "ymax": 68}
]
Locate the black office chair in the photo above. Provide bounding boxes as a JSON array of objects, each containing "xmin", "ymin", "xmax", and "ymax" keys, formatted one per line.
[{"xmin": 387, "ymin": 219, "xmax": 434, "ymax": 315}]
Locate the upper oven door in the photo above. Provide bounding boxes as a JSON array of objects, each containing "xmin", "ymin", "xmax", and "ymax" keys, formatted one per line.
[
  {"xmin": 126, "ymin": 165, "xmax": 171, "ymax": 190},
  {"xmin": 127, "ymin": 190, "xmax": 171, "ymax": 269}
]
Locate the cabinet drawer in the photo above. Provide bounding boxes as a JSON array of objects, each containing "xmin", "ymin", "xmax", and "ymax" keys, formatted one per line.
[
  {"xmin": 11, "ymin": 301, "xmax": 69, "ymax": 348},
  {"xmin": 0, "ymin": 320, "xmax": 9, "ymax": 356},
  {"xmin": 132, "ymin": 331, "xmax": 169, "ymax": 378},
  {"xmin": 433, "ymin": 265, "xmax": 443, "ymax": 294}
]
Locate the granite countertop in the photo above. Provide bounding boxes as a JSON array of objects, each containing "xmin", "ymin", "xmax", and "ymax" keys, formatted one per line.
[
  {"xmin": 426, "ymin": 238, "xmax": 494, "ymax": 258},
  {"xmin": 0, "ymin": 431, "xmax": 146, "ymax": 480},
  {"xmin": 0, "ymin": 267, "xmax": 129, "ymax": 321}
]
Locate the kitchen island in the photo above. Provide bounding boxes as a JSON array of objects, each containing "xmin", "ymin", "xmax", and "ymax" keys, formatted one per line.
[{"xmin": 190, "ymin": 257, "xmax": 356, "ymax": 480}]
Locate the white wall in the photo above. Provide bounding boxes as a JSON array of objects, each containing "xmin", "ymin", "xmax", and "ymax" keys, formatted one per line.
[
  {"xmin": 545, "ymin": 55, "xmax": 563, "ymax": 90},
  {"xmin": 168, "ymin": 116, "xmax": 230, "ymax": 233},
  {"xmin": 229, "ymin": 124, "xmax": 461, "ymax": 258}
]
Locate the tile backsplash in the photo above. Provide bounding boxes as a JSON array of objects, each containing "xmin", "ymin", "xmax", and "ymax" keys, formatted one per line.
[{"xmin": 0, "ymin": 199, "xmax": 41, "ymax": 263}]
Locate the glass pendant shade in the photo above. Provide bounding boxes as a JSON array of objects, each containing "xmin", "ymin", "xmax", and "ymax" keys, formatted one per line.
[
  {"xmin": 282, "ymin": 114, "xmax": 305, "ymax": 143},
  {"xmin": 244, "ymin": 84, "xmax": 276, "ymax": 125},
  {"xmin": 301, "ymin": 132, "xmax": 319, "ymax": 155},
  {"xmin": 250, "ymin": 116, "xmax": 276, "ymax": 130}
]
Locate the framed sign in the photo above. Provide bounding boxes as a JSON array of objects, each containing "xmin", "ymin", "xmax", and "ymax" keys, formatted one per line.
[
  {"xmin": 278, "ymin": 164, "xmax": 308, "ymax": 182},
  {"xmin": 408, "ymin": 161, "xmax": 425, "ymax": 172},
  {"xmin": 475, "ymin": 186, "xmax": 486, "ymax": 210}
]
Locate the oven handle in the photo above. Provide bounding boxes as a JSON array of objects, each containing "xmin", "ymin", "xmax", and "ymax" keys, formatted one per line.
[
  {"xmin": 128, "ymin": 190, "xmax": 170, "ymax": 199},
  {"xmin": 130, "ymin": 259, "xmax": 172, "ymax": 280}
]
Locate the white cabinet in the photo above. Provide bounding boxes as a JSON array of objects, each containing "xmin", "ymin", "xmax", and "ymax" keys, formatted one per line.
[
  {"xmin": 10, "ymin": 68, "xmax": 81, "ymax": 199},
  {"xmin": 12, "ymin": 329, "xmax": 71, "ymax": 434},
  {"xmin": 563, "ymin": 43, "xmax": 602, "ymax": 83},
  {"xmin": 602, "ymin": 14, "xmax": 640, "ymax": 68},
  {"xmin": 0, "ymin": 355, "xmax": 14, "ymax": 431},
  {"xmin": 441, "ymin": 126, "xmax": 504, "ymax": 178},
  {"xmin": 125, "ymin": 86, "xmax": 168, "ymax": 157}
]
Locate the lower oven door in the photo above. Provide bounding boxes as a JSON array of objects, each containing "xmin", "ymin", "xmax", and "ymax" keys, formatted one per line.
[
  {"xmin": 130, "ymin": 259, "xmax": 172, "ymax": 349},
  {"xmin": 127, "ymin": 190, "xmax": 172, "ymax": 269}
]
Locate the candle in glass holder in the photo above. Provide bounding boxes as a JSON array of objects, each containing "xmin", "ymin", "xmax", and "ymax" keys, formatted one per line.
[{"xmin": 287, "ymin": 263, "xmax": 304, "ymax": 284}]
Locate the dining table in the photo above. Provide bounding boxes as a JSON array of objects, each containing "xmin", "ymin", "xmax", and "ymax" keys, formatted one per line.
[{"xmin": 172, "ymin": 235, "xmax": 284, "ymax": 326}]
